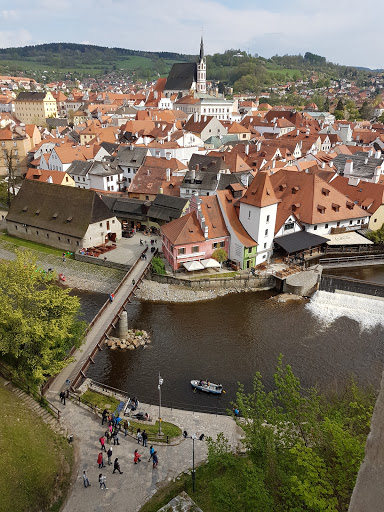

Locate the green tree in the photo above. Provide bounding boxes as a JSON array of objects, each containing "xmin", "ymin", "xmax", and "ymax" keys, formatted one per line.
[
  {"xmin": 151, "ymin": 256, "xmax": 166, "ymax": 275},
  {"xmin": 212, "ymin": 248, "xmax": 228, "ymax": 266},
  {"xmin": 336, "ymin": 98, "xmax": 345, "ymax": 111},
  {"xmin": 0, "ymin": 251, "xmax": 86, "ymax": 384},
  {"xmin": 359, "ymin": 100, "xmax": 373, "ymax": 120}
]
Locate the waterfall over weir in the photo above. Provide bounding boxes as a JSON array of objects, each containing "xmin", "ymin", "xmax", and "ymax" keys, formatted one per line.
[{"xmin": 307, "ymin": 290, "xmax": 384, "ymax": 330}]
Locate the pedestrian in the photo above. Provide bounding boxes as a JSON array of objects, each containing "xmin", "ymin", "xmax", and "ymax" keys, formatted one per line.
[
  {"xmin": 140, "ymin": 239, "xmax": 143, "ymax": 246},
  {"xmin": 234, "ymin": 407, "xmax": 239, "ymax": 418},
  {"xmin": 97, "ymin": 452, "xmax": 105, "ymax": 468},
  {"xmin": 105, "ymin": 430, "xmax": 111, "ymax": 444},
  {"xmin": 62, "ymin": 252, "xmax": 66, "ymax": 262},
  {"xmin": 152, "ymin": 451, "xmax": 158, "ymax": 468},
  {"xmin": 115, "ymin": 416, "xmax": 121, "ymax": 429},
  {"xmin": 99, "ymin": 435, "xmax": 106, "ymax": 451},
  {"xmin": 134, "ymin": 449, "xmax": 141, "ymax": 464},
  {"xmin": 99, "ymin": 473, "xmax": 108, "ymax": 490},
  {"xmin": 83, "ymin": 470, "xmax": 90, "ymax": 488},
  {"xmin": 107, "ymin": 446, "xmax": 113, "ymax": 465},
  {"xmin": 109, "ymin": 293, "xmax": 114, "ymax": 303},
  {"xmin": 148, "ymin": 445, "xmax": 154, "ymax": 462},
  {"xmin": 113, "ymin": 458, "xmax": 123, "ymax": 474},
  {"xmin": 132, "ymin": 279, "xmax": 135, "ymax": 286},
  {"xmin": 123, "ymin": 419, "xmax": 129, "ymax": 436},
  {"xmin": 136, "ymin": 428, "xmax": 142, "ymax": 444},
  {"xmin": 142, "ymin": 430, "xmax": 147, "ymax": 447},
  {"xmin": 102, "ymin": 408, "xmax": 108, "ymax": 425},
  {"xmin": 113, "ymin": 431, "xmax": 120, "ymax": 445},
  {"xmin": 59, "ymin": 391, "xmax": 66, "ymax": 405}
]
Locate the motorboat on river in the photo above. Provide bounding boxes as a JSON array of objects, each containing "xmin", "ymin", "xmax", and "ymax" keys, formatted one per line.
[{"xmin": 191, "ymin": 380, "xmax": 223, "ymax": 395}]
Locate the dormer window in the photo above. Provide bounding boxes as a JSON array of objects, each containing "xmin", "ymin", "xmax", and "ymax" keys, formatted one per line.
[
  {"xmin": 332, "ymin": 203, "xmax": 340, "ymax": 212},
  {"xmin": 346, "ymin": 201, "xmax": 354, "ymax": 210},
  {"xmin": 292, "ymin": 186, "xmax": 299, "ymax": 194},
  {"xmin": 66, "ymin": 216, "xmax": 73, "ymax": 222},
  {"xmin": 35, "ymin": 209, "xmax": 40, "ymax": 215},
  {"xmin": 292, "ymin": 203, "xmax": 301, "ymax": 212},
  {"xmin": 279, "ymin": 183, "xmax": 287, "ymax": 191},
  {"xmin": 52, "ymin": 213, "xmax": 58, "ymax": 219},
  {"xmin": 22, "ymin": 206, "xmax": 28, "ymax": 212},
  {"xmin": 322, "ymin": 188, "xmax": 330, "ymax": 196},
  {"xmin": 317, "ymin": 205, "xmax": 326, "ymax": 214}
]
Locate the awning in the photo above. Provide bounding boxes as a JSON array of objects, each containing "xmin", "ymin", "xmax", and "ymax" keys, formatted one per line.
[
  {"xmin": 274, "ymin": 231, "xmax": 329, "ymax": 254},
  {"xmin": 325, "ymin": 232, "xmax": 373, "ymax": 246},
  {"xmin": 183, "ymin": 260, "xmax": 205, "ymax": 271},
  {"xmin": 200, "ymin": 258, "xmax": 221, "ymax": 268}
]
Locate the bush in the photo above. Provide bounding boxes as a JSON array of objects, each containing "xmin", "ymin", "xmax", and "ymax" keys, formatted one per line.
[{"xmin": 151, "ymin": 256, "xmax": 166, "ymax": 275}]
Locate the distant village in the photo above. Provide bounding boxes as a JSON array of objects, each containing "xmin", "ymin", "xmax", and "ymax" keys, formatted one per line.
[{"xmin": 1, "ymin": 38, "xmax": 384, "ymax": 272}]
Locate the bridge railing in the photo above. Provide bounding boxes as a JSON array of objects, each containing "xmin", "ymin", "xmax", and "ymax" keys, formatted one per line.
[{"xmin": 320, "ymin": 253, "xmax": 384, "ymax": 264}]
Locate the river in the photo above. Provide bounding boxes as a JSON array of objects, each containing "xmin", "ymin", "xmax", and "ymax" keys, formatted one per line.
[{"xmin": 79, "ymin": 265, "xmax": 384, "ymax": 411}]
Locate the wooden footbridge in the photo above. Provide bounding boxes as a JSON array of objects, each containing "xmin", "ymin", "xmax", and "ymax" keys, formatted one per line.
[{"xmin": 44, "ymin": 250, "xmax": 157, "ymax": 395}]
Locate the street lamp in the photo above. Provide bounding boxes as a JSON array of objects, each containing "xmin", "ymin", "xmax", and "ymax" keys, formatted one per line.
[
  {"xmin": 183, "ymin": 431, "xmax": 204, "ymax": 492},
  {"xmin": 158, "ymin": 372, "xmax": 163, "ymax": 436}
]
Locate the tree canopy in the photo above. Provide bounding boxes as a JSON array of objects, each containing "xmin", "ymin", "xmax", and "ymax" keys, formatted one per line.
[
  {"xmin": 206, "ymin": 356, "xmax": 375, "ymax": 512},
  {"xmin": 0, "ymin": 251, "xmax": 86, "ymax": 384}
]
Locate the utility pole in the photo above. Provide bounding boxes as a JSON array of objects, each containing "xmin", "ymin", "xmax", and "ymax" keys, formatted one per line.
[{"xmin": 158, "ymin": 372, "xmax": 163, "ymax": 436}]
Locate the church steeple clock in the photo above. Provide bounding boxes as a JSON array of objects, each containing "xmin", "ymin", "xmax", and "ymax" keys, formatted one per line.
[{"xmin": 196, "ymin": 36, "xmax": 206, "ymax": 94}]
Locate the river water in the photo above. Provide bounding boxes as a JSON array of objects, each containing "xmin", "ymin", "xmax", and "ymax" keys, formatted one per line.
[{"xmin": 79, "ymin": 265, "xmax": 384, "ymax": 411}]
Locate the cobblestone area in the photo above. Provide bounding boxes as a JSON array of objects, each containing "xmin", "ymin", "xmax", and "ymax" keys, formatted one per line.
[{"xmin": 0, "ymin": 241, "xmax": 125, "ymax": 293}]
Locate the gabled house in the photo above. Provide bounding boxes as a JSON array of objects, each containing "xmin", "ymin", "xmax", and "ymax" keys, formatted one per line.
[
  {"xmin": 161, "ymin": 194, "xmax": 229, "ymax": 271},
  {"xmin": 6, "ymin": 180, "xmax": 121, "ymax": 251},
  {"xmin": 183, "ymin": 114, "xmax": 227, "ymax": 141},
  {"xmin": 25, "ymin": 168, "xmax": 75, "ymax": 187}
]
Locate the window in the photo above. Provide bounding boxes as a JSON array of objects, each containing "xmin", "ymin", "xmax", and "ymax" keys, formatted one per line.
[
  {"xmin": 265, "ymin": 229, "xmax": 268, "ymax": 236},
  {"xmin": 100, "ymin": 223, "xmax": 103, "ymax": 227},
  {"xmin": 76, "ymin": 241, "xmax": 80, "ymax": 246},
  {"xmin": 325, "ymin": 223, "xmax": 328, "ymax": 229},
  {"xmin": 178, "ymin": 248, "xmax": 185, "ymax": 255},
  {"xmin": 349, "ymin": 220, "xmax": 352, "ymax": 225},
  {"xmin": 266, "ymin": 215, "xmax": 270, "ymax": 222},
  {"xmin": 67, "ymin": 239, "xmax": 70, "ymax": 243},
  {"xmin": 248, "ymin": 247, "xmax": 252, "ymax": 254},
  {"xmin": 284, "ymin": 222, "xmax": 294, "ymax": 231},
  {"xmin": 220, "ymin": 241, "xmax": 225, "ymax": 248},
  {"xmin": 314, "ymin": 225, "xmax": 317, "ymax": 230},
  {"xmin": 192, "ymin": 246, "xmax": 199, "ymax": 253},
  {"xmin": 357, "ymin": 219, "xmax": 360, "ymax": 224},
  {"xmin": 58, "ymin": 236, "xmax": 60, "ymax": 240},
  {"xmin": 46, "ymin": 233, "xmax": 49, "ymax": 238},
  {"xmin": 248, "ymin": 210, "xmax": 251, "ymax": 219},
  {"xmin": 82, "ymin": 177, "xmax": 85, "ymax": 182},
  {"xmin": 264, "ymin": 243, "xmax": 267, "ymax": 249}
]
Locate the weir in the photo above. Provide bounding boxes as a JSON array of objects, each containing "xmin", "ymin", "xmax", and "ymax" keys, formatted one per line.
[{"xmin": 320, "ymin": 274, "xmax": 384, "ymax": 299}]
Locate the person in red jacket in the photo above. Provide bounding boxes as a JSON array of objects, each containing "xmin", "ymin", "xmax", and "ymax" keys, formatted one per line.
[
  {"xmin": 134, "ymin": 449, "xmax": 141, "ymax": 464},
  {"xmin": 97, "ymin": 452, "xmax": 105, "ymax": 468}
]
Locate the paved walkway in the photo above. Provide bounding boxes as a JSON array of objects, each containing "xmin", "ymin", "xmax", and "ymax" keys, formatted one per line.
[
  {"xmin": 50, "ymin": 252, "xmax": 155, "ymax": 395},
  {"xmin": 47, "ymin": 392, "xmax": 242, "ymax": 512}
]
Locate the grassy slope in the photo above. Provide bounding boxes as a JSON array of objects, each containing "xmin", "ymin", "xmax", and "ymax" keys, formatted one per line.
[{"xmin": 0, "ymin": 381, "xmax": 73, "ymax": 512}]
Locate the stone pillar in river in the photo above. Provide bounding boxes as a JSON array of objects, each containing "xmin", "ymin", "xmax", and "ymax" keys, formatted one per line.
[{"xmin": 118, "ymin": 310, "xmax": 129, "ymax": 338}]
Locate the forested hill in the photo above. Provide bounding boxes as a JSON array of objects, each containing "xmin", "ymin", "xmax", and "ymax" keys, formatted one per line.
[{"xmin": 0, "ymin": 42, "xmax": 376, "ymax": 91}]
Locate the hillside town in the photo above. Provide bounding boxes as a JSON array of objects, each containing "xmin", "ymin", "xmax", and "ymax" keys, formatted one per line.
[{"xmin": 1, "ymin": 38, "xmax": 383, "ymax": 273}]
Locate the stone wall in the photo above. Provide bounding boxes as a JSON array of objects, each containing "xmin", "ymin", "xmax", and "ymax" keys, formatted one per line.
[
  {"xmin": 149, "ymin": 272, "xmax": 274, "ymax": 290},
  {"xmin": 74, "ymin": 252, "xmax": 131, "ymax": 271}
]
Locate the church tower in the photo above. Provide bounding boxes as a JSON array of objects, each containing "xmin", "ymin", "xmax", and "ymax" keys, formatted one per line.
[{"xmin": 196, "ymin": 36, "xmax": 206, "ymax": 94}]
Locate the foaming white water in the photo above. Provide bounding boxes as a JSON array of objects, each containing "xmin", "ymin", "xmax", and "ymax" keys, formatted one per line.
[{"xmin": 306, "ymin": 290, "xmax": 384, "ymax": 330}]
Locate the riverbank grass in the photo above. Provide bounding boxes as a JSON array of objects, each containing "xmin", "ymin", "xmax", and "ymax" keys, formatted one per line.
[
  {"xmin": 81, "ymin": 389, "xmax": 181, "ymax": 439},
  {"xmin": 0, "ymin": 380, "xmax": 73, "ymax": 512},
  {"xmin": 0, "ymin": 232, "xmax": 74, "ymax": 257}
]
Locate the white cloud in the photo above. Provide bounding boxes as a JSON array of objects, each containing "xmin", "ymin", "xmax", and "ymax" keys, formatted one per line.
[
  {"xmin": 0, "ymin": 10, "xmax": 17, "ymax": 20},
  {"xmin": 2, "ymin": 0, "xmax": 383, "ymax": 68},
  {"xmin": 0, "ymin": 29, "xmax": 32, "ymax": 48}
]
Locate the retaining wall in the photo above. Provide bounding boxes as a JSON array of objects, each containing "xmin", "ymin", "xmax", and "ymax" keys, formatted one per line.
[
  {"xmin": 320, "ymin": 275, "xmax": 384, "ymax": 298},
  {"xmin": 75, "ymin": 252, "xmax": 131, "ymax": 272},
  {"xmin": 149, "ymin": 272, "xmax": 275, "ymax": 290}
]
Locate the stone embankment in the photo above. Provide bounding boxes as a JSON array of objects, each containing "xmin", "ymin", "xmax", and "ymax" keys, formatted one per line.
[
  {"xmin": 107, "ymin": 330, "xmax": 151, "ymax": 350},
  {"xmin": 135, "ymin": 278, "xmax": 272, "ymax": 303}
]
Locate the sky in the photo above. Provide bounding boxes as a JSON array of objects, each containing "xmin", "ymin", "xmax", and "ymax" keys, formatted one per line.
[{"xmin": 0, "ymin": 0, "xmax": 383, "ymax": 69}]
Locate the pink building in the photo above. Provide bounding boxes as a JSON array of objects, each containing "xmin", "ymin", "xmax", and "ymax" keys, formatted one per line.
[{"xmin": 161, "ymin": 194, "xmax": 229, "ymax": 271}]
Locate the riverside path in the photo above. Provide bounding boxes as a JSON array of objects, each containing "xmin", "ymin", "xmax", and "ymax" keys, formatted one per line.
[{"xmin": 49, "ymin": 250, "xmax": 157, "ymax": 396}]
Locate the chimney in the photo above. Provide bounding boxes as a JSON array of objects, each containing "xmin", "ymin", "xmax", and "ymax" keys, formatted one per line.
[
  {"xmin": 204, "ymin": 225, "xmax": 209, "ymax": 239},
  {"xmin": 190, "ymin": 168, "xmax": 196, "ymax": 181},
  {"xmin": 166, "ymin": 168, "xmax": 171, "ymax": 181},
  {"xmin": 194, "ymin": 112, "xmax": 198, "ymax": 122},
  {"xmin": 364, "ymin": 157, "xmax": 368, "ymax": 164},
  {"xmin": 296, "ymin": 129, "xmax": 300, "ymax": 136},
  {"xmin": 329, "ymin": 161, "xmax": 334, "ymax": 168},
  {"xmin": 375, "ymin": 150, "xmax": 382, "ymax": 159},
  {"xmin": 257, "ymin": 141, "xmax": 262, "ymax": 152},
  {"xmin": 368, "ymin": 148, "xmax": 373, "ymax": 157},
  {"xmin": 272, "ymin": 160, "xmax": 276, "ymax": 169},
  {"xmin": 196, "ymin": 164, "xmax": 199, "ymax": 172},
  {"xmin": 321, "ymin": 161, "xmax": 325, "ymax": 169},
  {"xmin": 204, "ymin": 115, "xmax": 207, "ymax": 122},
  {"xmin": 344, "ymin": 159, "xmax": 353, "ymax": 176},
  {"xmin": 159, "ymin": 186, "xmax": 163, "ymax": 194},
  {"xmin": 47, "ymin": 176, "xmax": 53, "ymax": 183},
  {"xmin": 245, "ymin": 144, "xmax": 249, "ymax": 156},
  {"xmin": 167, "ymin": 132, "xmax": 171, "ymax": 142}
]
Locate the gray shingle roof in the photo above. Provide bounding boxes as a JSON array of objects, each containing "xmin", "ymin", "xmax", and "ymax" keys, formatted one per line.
[
  {"xmin": 6, "ymin": 180, "xmax": 115, "ymax": 238},
  {"xmin": 333, "ymin": 152, "xmax": 384, "ymax": 179},
  {"xmin": 16, "ymin": 92, "xmax": 46, "ymax": 101},
  {"xmin": 164, "ymin": 63, "xmax": 197, "ymax": 91},
  {"xmin": 112, "ymin": 146, "xmax": 148, "ymax": 168}
]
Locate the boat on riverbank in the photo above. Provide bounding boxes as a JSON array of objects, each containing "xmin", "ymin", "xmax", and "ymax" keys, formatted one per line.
[{"xmin": 191, "ymin": 380, "xmax": 223, "ymax": 395}]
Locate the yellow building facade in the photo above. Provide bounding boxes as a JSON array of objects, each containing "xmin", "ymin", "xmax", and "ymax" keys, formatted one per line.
[
  {"xmin": 0, "ymin": 125, "xmax": 32, "ymax": 177},
  {"xmin": 14, "ymin": 91, "xmax": 57, "ymax": 125}
]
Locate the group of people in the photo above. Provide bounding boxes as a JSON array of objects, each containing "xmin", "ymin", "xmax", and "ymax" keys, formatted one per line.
[{"xmin": 88, "ymin": 410, "xmax": 159, "ymax": 490}]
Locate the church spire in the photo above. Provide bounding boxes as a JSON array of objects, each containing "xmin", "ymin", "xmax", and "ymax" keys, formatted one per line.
[{"xmin": 200, "ymin": 35, "xmax": 204, "ymax": 61}]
